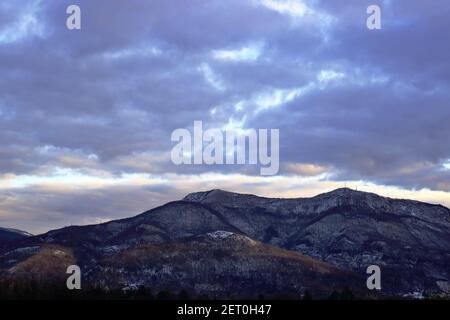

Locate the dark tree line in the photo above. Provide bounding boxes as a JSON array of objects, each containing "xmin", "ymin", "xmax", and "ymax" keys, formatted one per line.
[{"xmin": 0, "ymin": 277, "xmax": 359, "ymax": 300}]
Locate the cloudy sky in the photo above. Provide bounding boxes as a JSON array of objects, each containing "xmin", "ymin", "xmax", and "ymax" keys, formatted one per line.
[{"xmin": 1, "ymin": 0, "xmax": 450, "ymax": 234}]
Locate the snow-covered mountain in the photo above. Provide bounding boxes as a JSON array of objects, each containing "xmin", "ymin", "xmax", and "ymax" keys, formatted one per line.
[{"xmin": 1, "ymin": 188, "xmax": 449, "ymax": 298}]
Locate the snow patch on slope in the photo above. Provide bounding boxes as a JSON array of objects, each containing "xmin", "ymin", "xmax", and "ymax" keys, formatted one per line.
[{"xmin": 206, "ymin": 231, "xmax": 235, "ymax": 240}]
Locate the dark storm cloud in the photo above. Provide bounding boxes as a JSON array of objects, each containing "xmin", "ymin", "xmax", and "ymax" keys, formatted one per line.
[
  {"xmin": 249, "ymin": 0, "xmax": 450, "ymax": 190},
  {"xmin": 0, "ymin": 0, "xmax": 299, "ymax": 174},
  {"xmin": 1, "ymin": 0, "xmax": 450, "ymax": 232}
]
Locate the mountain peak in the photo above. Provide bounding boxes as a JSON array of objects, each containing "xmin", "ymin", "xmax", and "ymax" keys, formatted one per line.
[
  {"xmin": 321, "ymin": 187, "xmax": 371, "ymax": 197},
  {"xmin": 183, "ymin": 189, "xmax": 241, "ymax": 202},
  {"xmin": 184, "ymin": 187, "xmax": 373, "ymax": 204}
]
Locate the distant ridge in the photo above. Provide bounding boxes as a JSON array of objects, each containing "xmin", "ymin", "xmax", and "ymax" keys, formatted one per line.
[{"xmin": 0, "ymin": 227, "xmax": 32, "ymax": 243}]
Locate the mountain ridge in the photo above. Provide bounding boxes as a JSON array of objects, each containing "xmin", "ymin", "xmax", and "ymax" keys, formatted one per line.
[
  {"xmin": 0, "ymin": 227, "xmax": 33, "ymax": 243},
  {"xmin": 1, "ymin": 188, "xmax": 450, "ymax": 298}
]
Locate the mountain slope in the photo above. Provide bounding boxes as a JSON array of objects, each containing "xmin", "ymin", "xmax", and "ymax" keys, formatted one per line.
[
  {"xmin": 87, "ymin": 231, "xmax": 365, "ymax": 298},
  {"xmin": 1, "ymin": 188, "xmax": 449, "ymax": 298},
  {"xmin": 0, "ymin": 227, "xmax": 32, "ymax": 243},
  {"xmin": 183, "ymin": 189, "xmax": 450, "ymax": 295}
]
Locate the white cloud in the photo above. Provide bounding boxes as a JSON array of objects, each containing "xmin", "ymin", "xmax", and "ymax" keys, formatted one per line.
[
  {"xmin": 0, "ymin": 0, "xmax": 45, "ymax": 44},
  {"xmin": 286, "ymin": 162, "xmax": 332, "ymax": 177},
  {"xmin": 228, "ymin": 86, "xmax": 312, "ymax": 116},
  {"xmin": 252, "ymin": 85, "xmax": 313, "ymax": 113},
  {"xmin": 212, "ymin": 43, "xmax": 263, "ymax": 62},
  {"xmin": 443, "ymin": 160, "xmax": 450, "ymax": 170},
  {"xmin": 256, "ymin": 0, "xmax": 335, "ymax": 43},
  {"xmin": 317, "ymin": 69, "xmax": 345, "ymax": 83},
  {"xmin": 199, "ymin": 63, "xmax": 225, "ymax": 91},
  {"xmin": 255, "ymin": 88, "xmax": 302, "ymax": 112},
  {"xmin": 257, "ymin": 0, "xmax": 334, "ymax": 25},
  {"xmin": 258, "ymin": 0, "xmax": 311, "ymax": 18},
  {"xmin": 103, "ymin": 45, "xmax": 162, "ymax": 60},
  {"xmin": 0, "ymin": 168, "xmax": 165, "ymax": 191}
]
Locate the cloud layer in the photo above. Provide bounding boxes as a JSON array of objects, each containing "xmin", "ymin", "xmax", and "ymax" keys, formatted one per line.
[{"xmin": 1, "ymin": 0, "xmax": 449, "ymax": 233}]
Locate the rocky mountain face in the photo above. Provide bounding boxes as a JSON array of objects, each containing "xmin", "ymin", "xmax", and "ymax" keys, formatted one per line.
[
  {"xmin": 1, "ymin": 188, "xmax": 449, "ymax": 298},
  {"xmin": 0, "ymin": 227, "xmax": 32, "ymax": 243},
  {"xmin": 184, "ymin": 189, "xmax": 450, "ymax": 296}
]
